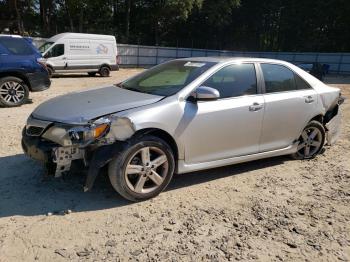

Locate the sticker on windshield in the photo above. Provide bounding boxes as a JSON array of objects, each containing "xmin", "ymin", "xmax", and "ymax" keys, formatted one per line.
[{"xmin": 184, "ymin": 62, "xmax": 206, "ymax": 67}]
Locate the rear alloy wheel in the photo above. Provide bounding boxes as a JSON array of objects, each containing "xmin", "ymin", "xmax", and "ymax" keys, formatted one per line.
[
  {"xmin": 0, "ymin": 77, "xmax": 29, "ymax": 107},
  {"xmin": 292, "ymin": 121, "xmax": 325, "ymax": 159},
  {"xmin": 108, "ymin": 136, "xmax": 175, "ymax": 201},
  {"xmin": 99, "ymin": 66, "xmax": 110, "ymax": 77}
]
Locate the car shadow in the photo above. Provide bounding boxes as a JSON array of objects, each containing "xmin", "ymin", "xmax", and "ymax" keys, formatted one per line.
[{"xmin": 0, "ymin": 153, "xmax": 288, "ymax": 218}]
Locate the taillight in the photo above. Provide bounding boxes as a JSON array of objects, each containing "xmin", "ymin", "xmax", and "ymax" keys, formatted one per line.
[{"xmin": 36, "ymin": 58, "xmax": 47, "ymax": 70}]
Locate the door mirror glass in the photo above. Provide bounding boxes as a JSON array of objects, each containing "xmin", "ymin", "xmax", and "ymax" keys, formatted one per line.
[{"xmin": 193, "ymin": 86, "xmax": 220, "ymax": 101}]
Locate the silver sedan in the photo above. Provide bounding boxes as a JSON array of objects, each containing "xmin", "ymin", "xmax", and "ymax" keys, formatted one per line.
[{"xmin": 22, "ymin": 57, "xmax": 343, "ymax": 201}]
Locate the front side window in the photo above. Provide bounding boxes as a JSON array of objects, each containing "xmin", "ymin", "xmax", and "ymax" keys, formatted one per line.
[
  {"xmin": 0, "ymin": 37, "xmax": 35, "ymax": 55},
  {"xmin": 261, "ymin": 64, "xmax": 297, "ymax": 93},
  {"xmin": 45, "ymin": 44, "xmax": 64, "ymax": 58},
  {"xmin": 120, "ymin": 60, "xmax": 216, "ymax": 96},
  {"xmin": 202, "ymin": 63, "xmax": 257, "ymax": 98}
]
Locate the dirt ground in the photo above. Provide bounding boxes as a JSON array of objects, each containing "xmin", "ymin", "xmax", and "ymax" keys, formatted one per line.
[{"xmin": 0, "ymin": 70, "xmax": 349, "ymax": 262}]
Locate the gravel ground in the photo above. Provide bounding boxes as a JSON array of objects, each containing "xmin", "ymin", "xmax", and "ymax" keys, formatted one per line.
[{"xmin": 0, "ymin": 71, "xmax": 349, "ymax": 262}]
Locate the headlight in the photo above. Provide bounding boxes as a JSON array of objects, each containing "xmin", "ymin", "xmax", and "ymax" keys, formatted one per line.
[{"xmin": 68, "ymin": 117, "xmax": 111, "ymax": 143}]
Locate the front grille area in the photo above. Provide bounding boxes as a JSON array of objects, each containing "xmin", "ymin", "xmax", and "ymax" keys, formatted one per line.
[{"xmin": 26, "ymin": 126, "xmax": 45, "ymax": 136}]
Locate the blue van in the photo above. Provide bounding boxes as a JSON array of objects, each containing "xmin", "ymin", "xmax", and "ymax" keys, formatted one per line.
[{"xmin": 0, "ymin": 35, "xmax": 50, "ymax": 107}]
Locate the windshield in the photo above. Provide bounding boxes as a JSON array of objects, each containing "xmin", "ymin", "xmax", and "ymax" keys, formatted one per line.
[
  {"xmin": 120, "ymin": 60, "xmax": 216, "ymax": 96},
  {"xmin": 39, "ymin": 41, "xmax": 54, "ymax": 53}
]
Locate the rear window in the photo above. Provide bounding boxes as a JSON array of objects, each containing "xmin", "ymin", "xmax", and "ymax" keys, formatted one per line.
[{"xmin": 0, "ymin": 37, "xmax": 35, "ymax": 55}]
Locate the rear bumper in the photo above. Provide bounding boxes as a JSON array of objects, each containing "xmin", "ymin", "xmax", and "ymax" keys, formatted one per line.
[
  {"xmin": 325, "ymin": 111, "xmax": 341, "ymax": 145},
  {"xmin": 26, "ymin": 71, "xmax": 51, "ymax": 92}
]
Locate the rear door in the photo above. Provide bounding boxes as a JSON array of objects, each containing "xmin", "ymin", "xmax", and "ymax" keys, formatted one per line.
[{"xmin": 258, "ymin": 63, "xmax": 318, "ymax": 152}]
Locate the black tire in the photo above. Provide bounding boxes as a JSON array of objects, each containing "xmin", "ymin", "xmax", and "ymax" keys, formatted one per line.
[
  {"xmin": 291, "ymin": 120, "xmax": 325, "ymax": 160},
  {"xmin": 0, "ymin": 76, "xmax": 29, "ymax": 107},
  {"xmin": 88, "ymin": 72, "xmax": 97, "ymax": 77},
  {"xmin": 47, "ymin": 66, "xmax": 54, "ymax": 78},
  {"xmin": 99, "ymin": 66, "xmax": 110, "ymax": 77},
  {"xmin": 108, "ymin": 135, "xmax": 175, "ymax": 201}
]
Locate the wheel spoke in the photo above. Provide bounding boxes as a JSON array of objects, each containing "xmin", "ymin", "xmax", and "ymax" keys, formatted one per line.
[
  {"xmin": 151, "ymin": 155, "xmax": 167, "ymax": 168},
  {"xmin": 311, "ymin": 141, "xmax": 321, "ymax": 148},
  {"xmin": 297, "ymin": 142, "xmax": 306, "ymax": 151},
  {"xmin": 149, "ymin": 170, "xmax": 164, "ymax": 185},
  {"xmin": 304, "ymin": 145, "xmax": 310, "ymax": 156},
  {"xmin": 12, "ymin": 96, "xmax": 19, "ymax": 103},
  {"xmin": 141, "ymin": 147, "xmax": 150, "ymax": 165},
  {"xmin": 4, "ymin": 95, "xmax": 11, "ymax": 102},
  {"xmin": 4, "ymin": 82, "xmax": 12, "ymax": 89},
  {"xmin": 126, "ymin": 164, "xmax": 143, "ymax": 175},
  {"xmin": 0, "ymin": 90, "xmax": 8, "ymax": 95},
  {"xmin": 309, "ymin": 129, "xmax": 319, "ymax": 139},
  {"xmin": 13, "ymin": 83, "xmax": 21, "ymax": 90},
  {"xmin": 301, "ymin": 131, "xmax": 308, "ymax": 141},
  {"xmin": 134, "ymin": 175, "xmax": 147, "ymax": 193}
]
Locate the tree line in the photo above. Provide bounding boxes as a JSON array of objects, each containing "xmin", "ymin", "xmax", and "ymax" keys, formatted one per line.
[{"xmin": 0, "ymin": 0, "xmax": 349, "ymax": 52}]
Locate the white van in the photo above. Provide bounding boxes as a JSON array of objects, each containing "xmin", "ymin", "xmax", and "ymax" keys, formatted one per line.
[{"xmin": 39, "ymin": 33, "xmax": 119, "ymax": 77}]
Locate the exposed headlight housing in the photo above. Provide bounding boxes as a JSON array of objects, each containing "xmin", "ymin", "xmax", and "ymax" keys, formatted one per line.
[{"xmin": 68, "ymin": 117, "xmax": 111, "ymax": 144}]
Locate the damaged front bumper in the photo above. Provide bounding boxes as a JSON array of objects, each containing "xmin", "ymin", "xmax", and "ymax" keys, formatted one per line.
[
  {"xmin": 21, "ymin": 128, "xmax": 87, "ymax": 177},
  {"xmin": 22, "ymin": 128, "xmax": 128, "ymax": 191},
  {"xmin": 21, "ymin": 115, "xmax": 136, "ymax": 191}
]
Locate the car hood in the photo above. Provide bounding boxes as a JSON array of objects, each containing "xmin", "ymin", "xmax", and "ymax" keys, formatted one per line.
[{"xmin": 32, "ymin": 86, "xmax": 163, "ymax": 124}]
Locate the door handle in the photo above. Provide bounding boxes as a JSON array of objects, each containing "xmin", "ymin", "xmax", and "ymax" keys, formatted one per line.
[
  {"xmin": 304, "ymin": 96, "xmax": 314, "ymax": 103},
  {"xmin": 249, "ymin": 102, "xmax": 263, "ymax": 112}
]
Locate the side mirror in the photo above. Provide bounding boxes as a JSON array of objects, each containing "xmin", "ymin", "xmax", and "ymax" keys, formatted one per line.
[{"xmin": 190, "ymin": 86, "xmax": 220, "ymax": 101}]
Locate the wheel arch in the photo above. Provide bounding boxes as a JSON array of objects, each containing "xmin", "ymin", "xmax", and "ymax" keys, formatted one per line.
[
  {"xmin": 0, "ymin": 72, "xmax": 31, "ymax": 90},
  {"xmin": 133, "ymin": 128, "xmax": 179, "ymax": 162},
  {"xmin": 309, "ymin": 114, "xmax": 324, "ymax": 124},
  {"xmin": 99, "ymin": 63, "xmax": 111, "ymax": 70}
]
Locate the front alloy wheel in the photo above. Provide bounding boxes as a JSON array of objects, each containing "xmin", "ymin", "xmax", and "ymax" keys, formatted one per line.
[
  {"xmin": 125, "ymin": 147, "xmax": 169, "ymax": 194},
  {"xmin": 0, "ymin": 77, "xmax": 29, "ymax": 107},
  {"xmin": 108, "ymin": 135, "xmax": 175, "ymax": 201},
  {"xmin": 292, "ymin": 120, "xmax": 325, "ymax": 159}
]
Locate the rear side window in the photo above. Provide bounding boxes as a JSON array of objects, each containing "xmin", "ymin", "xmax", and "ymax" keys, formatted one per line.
[
  {"xmin": 261, "ymin": 64, "xmax": 297, "ymax": 93},
  {"xmin": 46, "ymin": 44, "xmax": 64, "ymax": 58},
  {"xmin": 294, "ymin": 73, "xmax": 311, "ymax": 90},
  {"xmin": 202, "ymin": 64, "xmax": 257, "ymax": 98},
  {"xmin": 0, "ymin": 37, "xmax": 34, "ymax": 55}
]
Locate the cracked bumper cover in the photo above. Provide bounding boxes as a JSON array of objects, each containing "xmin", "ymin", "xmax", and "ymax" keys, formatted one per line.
[
  {"xmin": 22, "ymin": 129, "xmax": 126, "ymax": 191},
  {"xmin": 21, "ymin": 116, "xmax": 136, "ymax": 191}
]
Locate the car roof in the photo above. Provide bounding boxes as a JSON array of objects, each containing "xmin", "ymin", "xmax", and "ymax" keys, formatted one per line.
[
  {"xmin": 178, "ymin": 56, "xmax": 288, "ymax": 64},
  {"xmin": 48, "ymin": 33, "xmax": 116, "ymax": 42},
  {"xmin": 0, "ymin": 34, "xmax": 22, "ymax": 38}
]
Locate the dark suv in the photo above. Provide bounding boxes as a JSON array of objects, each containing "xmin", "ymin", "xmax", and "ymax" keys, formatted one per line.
[{"xmin": 0, "ymin": 35, "xmax": 51, "ymax": 107}]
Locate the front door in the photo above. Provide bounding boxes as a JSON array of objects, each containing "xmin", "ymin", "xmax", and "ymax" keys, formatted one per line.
[
  {"xmin": 183, "ymin": 63, "xmax": 265, "ymax": 164},
  {"xmin": 45, "ymin": 43, "xmax": 66, "ymax": 70}
]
